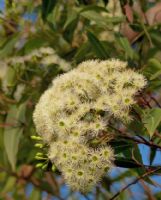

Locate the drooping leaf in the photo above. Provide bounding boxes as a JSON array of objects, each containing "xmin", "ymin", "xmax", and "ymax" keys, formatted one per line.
[
  {"xmin": 114, "ymin": 157, "xmax": 142, "ymax": 168},
  {"xmin": 80, "ymin": 10, "xmax": 124, "ymax": 26},
  {"xmin": 1, "ymin": 177, "xmax": 16, "ymax": 194},
  {"xmin": 42, "ymin": 0, "xmax": 58, "ymax": 20},
  {"xmin": 74, "ymin": 42, "xmax": 91, "ymax": 63},
  {"xmin": 143, "ymin": 58, "xmax": 161, "ymax": 80},
  {"xmin": 30, "ymin": 188, "xmax": 41, "ymax": 200},
  {"xmin": 109, "ymin": 140, "xmax": 134, "ymax": 154},
  {"xmin": 4, "ymin": 103, "xmax": 26, "ymax": 171},
  {"xmin": 24, "ymin": 38, "xmax": 47, "ymax": 54},
  {"xmin": 142, "ymin": 108, "xmax": 161, "ymax": 137},
  {"xmin": 87, "ymin": 31, "xmax": 109, "ymax": 59},
  {"xmin": 115, "ymin": 33, "xmax": 137, "ymax": 59},
  {"xmin": 80, "ymin": 5, "xmax": 109, "ymax": 13},
  {"xmin": 0, "ymin": 34, "xmax": 19, "ymax": 58},
  {"xmin": 150, "ymin": 30, "xmax": 161, "ymax": 50},
  {"xmin": 150, "ymin": 148, "xmax": 157, "ymax": 165}
]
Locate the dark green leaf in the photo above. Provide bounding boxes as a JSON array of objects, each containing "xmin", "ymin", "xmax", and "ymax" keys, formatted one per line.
[
  {"xmin": 42, "ymin": 0, "xmax": 58, "ymax": 20},
  {"xmin": 150, "ymin": 30, "xmax": 161, "ymax": 50},
  {"xmin": 114, "ymin": 157, "xmax": 142, "ymax": 168},
  {"xmin": 150, "ymin": 148, "xmax": 156, "ymax": 165},
  {"xmin": 0, "ymin": 34, "xmax": 19, "ymax": 58},
  {"xmin": 87, "ymin": 31, "xmax": 109, "ymax": 59},
  {"xmin": 144, "ymin": 58, "xmax": 161, "ymax": 80}
]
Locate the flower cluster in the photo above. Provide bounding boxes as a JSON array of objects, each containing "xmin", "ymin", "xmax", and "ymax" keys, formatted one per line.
[{"xmin": 33, "ymin": 59, "xmax": 146, "ymax": 192}]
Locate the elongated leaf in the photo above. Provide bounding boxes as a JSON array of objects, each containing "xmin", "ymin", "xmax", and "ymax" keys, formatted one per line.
[
  {"xmin": 63, "ymin": 10, "xmax": 78, "ymax": 30},
  {"xmin": 80, "ymin": 5, "xmax": 109, "ymax": 13},
  {"xmin": 1, "ymin": 177, "xmax": 16, "ymax": 194},
  {"xmin": 24, "ymin": 38, "xmax": 47, "ymax": 54},
  {"xmin": 87, "ymin": 31, "xmax": 108, "ymax": 59},
  {"xmin": 5, "ymin": 67, "xmax": 16, "ymax": 88},
  {"xmin": 4, "ymin": 103, "xmax": 26, "ymax": 171},
  {"xmin": 144, "ymin": 58, "xmax": 161, "ymax": 80},
  {"xmin": 0, "ymin": 34, "xmax": 19, "ymax": 58},
  {"xmin": 42, "ymin": 0, "xmax": 57, "ymax": 20},
  {"xmin": 150, "ymin": 30, "xmax": 161, "ymax": 50},
  {"xmin": 74, "ymin": 42, "xmax": 91, "ymax": 63},
  {"xmin": 30, "ymin": 188, "xmax": 41, "ymax": 200},
  {"xmin": 142, "ymin": 108, "xmax": 161, "ymax": 137},
  {"xmin": 109, "ymin": 140, "xmax": 134, "ymax": 154},
  {"xmin": 114, "ymin": 157, "xmax": 142, "ymax": 168},
  {"xmin": 150, "ymin": 148, "xmax": 157, "ymax": 165},
  {"xmin": 115, "ymin": 34, "xmax": 136, "ymax": 59},
  {"xmin": 4, "ymin": 127, "xmax": 23, "ymax": 171}
]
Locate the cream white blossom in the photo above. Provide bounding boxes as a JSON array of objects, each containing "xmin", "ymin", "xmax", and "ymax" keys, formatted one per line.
[{"xmin": 33, "ymin": 59, "xmax": 146, "ymax": 192}]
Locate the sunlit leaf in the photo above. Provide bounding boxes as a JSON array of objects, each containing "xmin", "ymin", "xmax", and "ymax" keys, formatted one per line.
[
  {"xmin": 4, "ymin": 103, "xmax": 26, "ymax": 171},
  {"xmin": 142, "ymin": 108, "xmax": 161, "ymax": 137}
]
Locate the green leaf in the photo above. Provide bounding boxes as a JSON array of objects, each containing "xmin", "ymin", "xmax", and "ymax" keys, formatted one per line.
[
  {"xmin": 154, "ymin": 191, "xmax": 161, "ymax": 199},
  {"xmin": 142, "ymin": 108, "xmax": 161, "ymax": 137},
  {"xmin": 30, "ymin": 188, "xmax": 41, "ymax": 200},
  {"xmin": 80, "ymin": 10, "xmax": 123, "ymax": 26},
  {"xmin": 0, "ymin": 34, "xmax": 19, "ymax": 58},
  {"xmin": 150, "ymin": 148, "xmax": 156, "ymax": 165},
  {"xmin": 144, "ymin": 58, "xmax": 161, "ymax": 80},
  {"xmin": 80, "ymin": 10, "xmax": 107, "ymax": 26},
  {"xmin": 4, "ymin": 127, "xmax": 22, "ymax": 171},
  {"xmin": 63, "ymin": 15, "xmax": 78, "ymax": 42},
  {"xmin": 4, "ymin": 103, "xmax": 26, "ymax": 171},
  {"xmin": 5, "ymin": 67, "xmax": 17, "ymax": 88},
  {"xmin": 150, "ymin": 30, "xmax": 161, "ymax": 50},
  {"xmin": 1, "ymin": 177, "xmax": 16, "ymax": 194},
  {"xmin": 42, "ymin": 0, "xmax": 58, "ymax": 20},
  {"xmin": 114, "ymin": 157, "xmax": 142, "ymax": 168},
  {"xmin": 24, "ymin": 38, "xmax": 47, "ymax": 54},
  {"xmin": 87, "ymin": 31, "xmax": 109, "ymax": 59},
  {"xmin": 0, "ymin": 116, "xmax": 4, "ymax": 149},
  {"xmin": 129, "ymin": 119, "xmax": 146, "ymax": 136},
  {"xmin": 109, "ymin": 140, "xmax": 133, "ymax": 154},
  {"xmin": 148, "ymin": 79, "xmax": 161, "ymax": 91},
  {"xmin": 115, "ymin": 34, "xmax": 136, "ymax": 59},
  {"xmin": 63, "ymin": 10, "xmax": 78, "ymax": 30},
  {"xmin": 74, "ymin": 42, "xmax": 91, "ymax": 63},
  {"xmin": 133, "ymin": 145, "xmax": 143, "ymax": 164},
  {"xmin": 80, "ymin": 5, "xmax": 109, "ymax": 13}
]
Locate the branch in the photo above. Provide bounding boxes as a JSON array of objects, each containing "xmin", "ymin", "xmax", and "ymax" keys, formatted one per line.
[
  {"xmin": 110, "ymin": 167, "xmax": 161, "ymax": 200},
  {"xmin": 109, "ymin": 124, "xmax": 161, "ymax": 150},
  {"xmin": 0, "ymin": 165, "xmax": 64, "ymax": 200},
  {"xmin": 150, "ymin": 95, "xmax": 161, "ymax": 108}
]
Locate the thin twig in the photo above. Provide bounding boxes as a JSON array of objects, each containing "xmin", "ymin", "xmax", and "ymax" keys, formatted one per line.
[
  {"xmin": 109, "ymin": 124, "xmax": 161, "ymax": 150},
  {"xmin": 0, "ymin": 166, "xmax": 64, "ymax": 200},
  {"xmin": 110, "ymin": 167, "xmax": 161, "ymax": 200},
  {"xmin": 154, "ymin": 131, "xmax": 161, "ymax": 139},
  {"xmin": 150, "ymin": 96, "xmax": 161, "ymax": 108}
]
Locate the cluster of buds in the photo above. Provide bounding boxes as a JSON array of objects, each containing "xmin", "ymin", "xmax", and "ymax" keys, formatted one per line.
[{"xmin": 33, "ymin": 59, "xmax": 146, "ymax": 192}]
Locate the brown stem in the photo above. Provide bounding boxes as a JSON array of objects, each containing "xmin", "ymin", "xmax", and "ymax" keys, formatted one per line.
[
  {"xmin": 109, "ymin": 124, "xmax": 161, "ymax": 150},
  {"xmin": 110, "ymin": 167, "xmax": 161, "ymax": 200},
  {"xmin": 150, "ymin": 96, "xmax": 161, "ymax": 108}
]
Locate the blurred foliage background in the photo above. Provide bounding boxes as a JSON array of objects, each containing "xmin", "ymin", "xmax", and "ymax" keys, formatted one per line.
[{"xmin": 1, "ymin": 0, "xmax": 161, "ymax": 199}]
